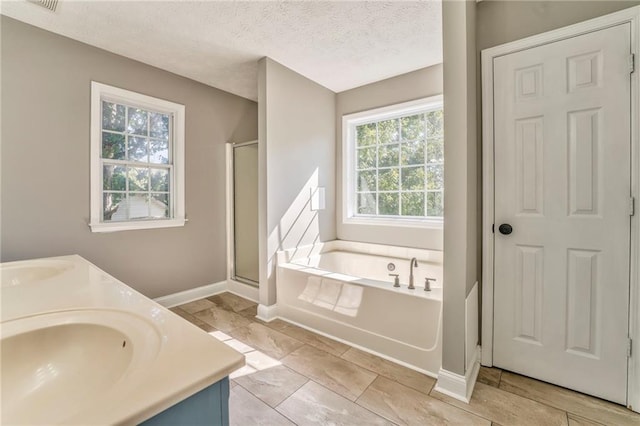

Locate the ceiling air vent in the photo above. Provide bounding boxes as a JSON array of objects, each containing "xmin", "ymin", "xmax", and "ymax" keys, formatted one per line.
[{"xmin": 28, "ymin": 0, "xmax": 59, "ymax": 12}]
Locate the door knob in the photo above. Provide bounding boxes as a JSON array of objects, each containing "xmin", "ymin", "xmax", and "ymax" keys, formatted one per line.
[{"xmin": 498, "ymin": 224, "xmax": 513, "ymax": 235}]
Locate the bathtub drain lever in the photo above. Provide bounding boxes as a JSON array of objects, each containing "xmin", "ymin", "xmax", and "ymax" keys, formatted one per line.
[{"xmin": 389, "ymin": 273, "xmax": 400, "ymax": 288}]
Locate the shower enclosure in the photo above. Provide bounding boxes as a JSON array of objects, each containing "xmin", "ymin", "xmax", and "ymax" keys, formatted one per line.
[{"xmin": 228, "ymin": 141, "xmax": 259, "ymax": 286}]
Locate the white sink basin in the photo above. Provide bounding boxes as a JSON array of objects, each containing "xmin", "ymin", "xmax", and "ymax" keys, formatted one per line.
[
  {"xmin": 0, "ymin": 255, "xmax": 245, "ymax": 424},
  {"xmin": 1, "ymin": 260, "xmax": 74, "ymax": 286},
  {"xmin": 1, "ymin": 310, "xmax": 162, "ymax": 425}
]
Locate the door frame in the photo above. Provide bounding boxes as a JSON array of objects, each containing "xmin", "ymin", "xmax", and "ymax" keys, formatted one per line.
[{"xmin": 481, "ymin": 6, "xmax": 640, "ymax": 409}]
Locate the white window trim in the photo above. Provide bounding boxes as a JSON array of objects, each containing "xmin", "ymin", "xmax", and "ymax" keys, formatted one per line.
[
  {"xmin": 89, "ymin": 81, "xmax": 186, "ymax": 233},
  {"xmin": 341, "ymin": 95, "xmax": 444, "ymax": 229}
]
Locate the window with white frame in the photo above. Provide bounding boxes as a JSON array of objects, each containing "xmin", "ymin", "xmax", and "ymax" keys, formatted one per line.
[
  {"xmin": 343, "ymin": 96, "xmax": 443, "ymax": 225},
  {"xmin": 89, "ymin": 82, "xmax": 186, "ymax": 232}
]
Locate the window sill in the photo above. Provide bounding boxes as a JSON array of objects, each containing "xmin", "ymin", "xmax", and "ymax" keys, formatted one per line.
[
  {"xmin": 89, "ymin": 218, "xmax": 186, "ymax": 233},
  {"xmin": 343, "ymin": 216, "xmax": 443, "ymax": 229}
]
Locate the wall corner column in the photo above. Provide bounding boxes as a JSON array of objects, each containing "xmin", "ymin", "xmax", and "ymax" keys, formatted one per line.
[{"xmin": 439, "ymin": 0, "xmax": 479, "ymax": 388}]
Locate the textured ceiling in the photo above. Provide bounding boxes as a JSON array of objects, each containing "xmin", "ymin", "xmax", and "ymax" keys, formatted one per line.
[{"xmin": 1, "ymin": 1, "xmax": 442, "ymax": 100}]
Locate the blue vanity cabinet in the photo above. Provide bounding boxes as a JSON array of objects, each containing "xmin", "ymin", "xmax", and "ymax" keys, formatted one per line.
[{"xmin": 140, "ymin": 377, "xmax": 230, "ymax": 426}]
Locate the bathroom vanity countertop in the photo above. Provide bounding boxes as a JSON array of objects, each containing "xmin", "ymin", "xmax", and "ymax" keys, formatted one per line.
[{"xmin": 0, "ymin": 255, "xmax": 245, "ymax": 425}]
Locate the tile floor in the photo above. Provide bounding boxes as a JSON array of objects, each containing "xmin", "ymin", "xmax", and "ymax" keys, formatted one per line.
[{"xmin": 171, "ymin": 293, "xmax": 640, "ymax": 426}]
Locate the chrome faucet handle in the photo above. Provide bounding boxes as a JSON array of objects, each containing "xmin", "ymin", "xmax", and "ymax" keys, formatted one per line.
[
  {"xmin": 389, "ymin": 273, "xmax": 400, "ymax": 287},
  {"xmin": 424, "ymin": 277, "xmax": 436, "ymax": 291}
]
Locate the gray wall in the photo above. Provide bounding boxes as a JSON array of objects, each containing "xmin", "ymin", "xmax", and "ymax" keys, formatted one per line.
[
  {"xmin": 1, "ymin": 17, "xmax": 258, "ymax": 298},
  {"xmin": 477, "ymin": 0, "xmax": 640, "ymax": 50},
  {"xmin": 258, "ymin": 57, "xmax": 336, "ymax": 306},
  {"xmin": 335, "ymin": 65, "xmax": 444, "ymax": 250}
]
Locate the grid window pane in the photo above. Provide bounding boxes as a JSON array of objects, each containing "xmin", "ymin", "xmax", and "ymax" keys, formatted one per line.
[
  {"xmin": 151, "ymin": 193, "xmax": 170, "ymax": 218},
  {"xmin": 103, "ymin": 164, "xmax": 126, "ymax": 191},
  {"xmin": 401, "ymin": 114, "xmax": 425, "ymax": 141},
  {"xmin": 427, "ymin": 137, "xmax": 443, "ymax": 163},
  {"xmin": 128, "ymin": 194, "xmax": 150, "ymax": 219},
  {"xmin": 379, "ymin": 168, "xmax": 399, "ymax": 191},
  {"xmin": 401, "ymin": 140, "xmax": 425, "ymax": 166},
  {"xmin": 357, "ymin": 170, "xmax": 377, "ymax": 192},
  {"xmin": 150, "ymin": 112, "xmax": 170, "ymax": 139},
  {"xmin": 427, "ymin": 192, "xmax": 444, "ymax": 217},
  {"xmin": 128, "ymin": 136, "xmax": 148, "ymax": 162},
  {"xmin": 102, "ymin": 132, "xmax": 125, "ymax": 160},
  {"xmin": 128, "ymin": 167, "xmax": 149, "ymax": 191},
  {"xmin": 401, "ymin": 166, "xmax": 425, "ymax": 190},
  {"xmin": 356, "ymin": 123, "xmax": 377, "ymax": 147},
  {"xmin": 378, "ymin": 193, "xmax": 399, "ymax": 216},
  {"xmin": 127, "ymin": 108, "xmax": 148, "ymax": 136},
  {"xmin": 103, "ymin": 192, "xmax": 125, "ymax": 221},
  {"xmin": 378, "ymin": 144, "xmax": 399, "ymax": 168},
  {"xmin": 378, "ymin": 119, "xmax": 399, "ymax": 144},
  {"xmin": 102, "ymin": 102, "xmax": 125, "ymax": 132},
  {"xmin": 150, "ymin": 168, "xmax": 169, "ymax": 192},
  {"xmin": 357, "ymin": 193, "xmax": 377, "ymax": 214},
  {"xmin": 401, "ymin": 192, "xmax": 425, "ymax": 216},
  {"xmin": 150, "ymin": 138, "xmax": 169, "ymax": 164},
  {"xmin": 357, "ymin": 147, "xmax": 376, "ymax": 170},
  {"xmin": 426, "ymin": 165, "xmax": 444, "ymax": 190},
  {"xmin": 427, "ymin": 110, "xmax": 443, "ymax": 136}
]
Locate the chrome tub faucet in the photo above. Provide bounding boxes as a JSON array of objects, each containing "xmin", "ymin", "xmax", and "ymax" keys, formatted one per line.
[{"xmin": 408, "ymin": 257, "xmax": 418, "ymax": 289}]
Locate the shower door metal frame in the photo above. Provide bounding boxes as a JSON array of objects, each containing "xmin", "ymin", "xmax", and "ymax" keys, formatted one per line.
[{"xmin": 226, "ymin": 140, "xmax": 259, "ymax": 289}]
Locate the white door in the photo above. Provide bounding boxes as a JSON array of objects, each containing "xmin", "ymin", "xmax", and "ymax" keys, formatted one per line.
[{"xmin": 493, "ymin": 23, "xmax": 631, "ymax": 404}]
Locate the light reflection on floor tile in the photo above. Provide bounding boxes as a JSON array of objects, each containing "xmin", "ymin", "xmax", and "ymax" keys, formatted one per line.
[
  {"xmin": 209, "ymin": 330, "xmax": 232, "ymax": 341},
  {"xmin": 224, "ymin": 339, "xmax": 254, "ymax": 354},
  {"xmin": 245, "ymin": 350, "xmax": 281, "ymax": 371},
  {"xmin": 230, "ymin": 364, "xmax": 257, "ymax": 379},
  {"xmin": 175, "ymin": 293, "xmax": 640, "ymax": 426}
]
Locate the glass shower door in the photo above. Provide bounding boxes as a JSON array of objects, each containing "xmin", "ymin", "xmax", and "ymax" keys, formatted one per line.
[{"xmin": 232, "ymin": 142, "xmax": 259, "ymax": 285}]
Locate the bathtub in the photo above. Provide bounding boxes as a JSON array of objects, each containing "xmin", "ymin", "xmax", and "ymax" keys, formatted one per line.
[{"xmin": 276, "ymin": 241, "xmax": 442, "ymax": 376}]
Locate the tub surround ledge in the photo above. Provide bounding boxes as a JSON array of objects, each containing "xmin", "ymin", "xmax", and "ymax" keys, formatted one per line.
[{"xmin": 277, "ymin": 240, "xmax": 443, "ymax": 265}]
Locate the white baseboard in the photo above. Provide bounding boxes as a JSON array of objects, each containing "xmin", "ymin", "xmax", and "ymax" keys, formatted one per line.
[
  {"xmin": 434, "ymin": 345, "xmax": 481, "ymax": 403},
  {"xmin": 154, "ymin": 281, "xmax": 228, "ymax": 308},
  {"xmin": 227, "ymin": 279, "xmax": 259, "ymax": 303},
  {"xmin": 257, "ymin": 303, "xmax": 279, "ymax": 322},
  {"xmin": 465, "ymin": 282, "xmax": 479, "ymax": 371}
]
